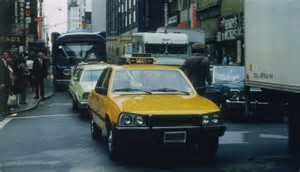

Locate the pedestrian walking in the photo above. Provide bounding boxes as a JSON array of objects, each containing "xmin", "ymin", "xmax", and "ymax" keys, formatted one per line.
[
  {"xmin": 32, "ymin": 52, "xmax": 48, "ymax": 100},
  {"xmin": 181, "ymin": 42, "xmax": 212, "ymax": 95},
  {"xmin": 14, "ymin": 54, "xmax": 30, "ymax": 104},
  {"xmin": 0, "ymin": 52, "xmax": 11, "ymax": 115}
]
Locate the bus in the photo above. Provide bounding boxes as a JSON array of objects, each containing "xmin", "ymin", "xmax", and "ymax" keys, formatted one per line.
[
  {"xmin": 51, "ymin": 32, "xmax": 106, "ymax": 90},
  {"xmin": 106, "ymin": 32, "xmax": 189, "ymax": 66}
]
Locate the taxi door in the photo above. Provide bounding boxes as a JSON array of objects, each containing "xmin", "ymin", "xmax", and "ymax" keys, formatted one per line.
[{"xmin": 92, "ymin": 68, "xmax": 112, "ymax": 133}]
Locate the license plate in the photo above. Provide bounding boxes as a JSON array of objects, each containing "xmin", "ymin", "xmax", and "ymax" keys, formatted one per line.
[{"xmin": 163, "ymin": 131, "xmax": 186, "ymax": 143}]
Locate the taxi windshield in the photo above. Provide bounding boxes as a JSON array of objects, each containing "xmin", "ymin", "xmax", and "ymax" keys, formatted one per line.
[
  {"xmin": 112, "ymin": 69, "xmax": 194, "ymax": 94},
  {"xmin": 81, "ymin": 69, "xmax": 103, "ymax": 82}
]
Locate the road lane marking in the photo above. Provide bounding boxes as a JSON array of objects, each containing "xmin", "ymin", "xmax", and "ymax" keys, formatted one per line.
[
  {"xmin": 220, "ymin": 131, "xmax": 250, "ymax": 144},
  {"xmin": 12, "ymin": 114, "xmax": 77, "ymax": 120},
  {"xmin": 0, "ymin": 118, "xmax": 12, "ymax": 130},
  {"xmin": 0, "ymin": 160, "xmax": 60, "ymax": 167},
  {"xmin": 0, "ymin": 114, "xmax": 77, "ymax": 130},
  {"xmin": 9, "ymin": 113, "xmax": 17, "ymax": 117},
  {"xmin": 259, "ymin": 134, "xmax": 288, "ymax": 139},
  {"xmin": 49, "ymin": 103, "xmax": 72, "ymax": 106}
]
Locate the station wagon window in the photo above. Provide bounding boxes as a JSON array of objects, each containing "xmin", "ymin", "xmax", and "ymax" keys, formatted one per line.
[
  {"xmin": 81, "ymin": 69, "xmax": 104, "ymax": 82},
  {"xmin": 74, "ymin": 68, "xmax": 83, "ymax": 80}
]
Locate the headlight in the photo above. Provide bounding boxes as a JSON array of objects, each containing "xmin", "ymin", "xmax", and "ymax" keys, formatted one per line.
[
  {"xmin": 121, "ymin": 115, "xmax": 132, "ymax": 125},
  {"xmin": 211, "ymin": 114, "xmax": 220, "ymax": 124},
  {"xmin": 134, "ymin": 116, "xmax": 145, "ymax": 125},
  {"xmin": 118, "ymin": 113, "xmax": 147, "ymax": 127},
  {"xmin": 82, "ymin": 92, "xmax": 89, "ymax": 100},
  {"xmin": 201, "ymin": 112, "xmax": 222, "ymax": 126},
  {"xmin": 202, "ymin": 115, "xmax": 210, "ymax": 125},
  {"xmin": 63, "ymin": 68, "xmax": 71, "ymax": 76}
]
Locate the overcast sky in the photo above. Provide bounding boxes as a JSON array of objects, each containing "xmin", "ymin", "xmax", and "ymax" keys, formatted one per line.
[{"xmin": 44, "ymin": 0, "xmax": 67, "ymax": 35}]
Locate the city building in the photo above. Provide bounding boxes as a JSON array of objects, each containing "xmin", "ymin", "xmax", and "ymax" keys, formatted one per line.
[
  {"xmin": 216, "ymin": 0, "xmax": 244, "ymax": 65},
  {"xmin": 67, "ymin": 0, "xmax": 92, "ymax": 31},
  {"xmin": 106, "ymin": 0, "xmax": 165, "ymax": 36},
  {"xmin": 0, "ymin": 0, "xmax": 40, "ymax": 54},
  {"xmin": 167, "ymin": 0, "xmax": 244, "ymax": 65},
  {"xmin": 91, "ymin": 0, "xmax": 106, "ymax": 32}
]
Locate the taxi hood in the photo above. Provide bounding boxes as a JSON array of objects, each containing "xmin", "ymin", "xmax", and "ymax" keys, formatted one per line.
[{"xmin": 112, "ymin": 94, "xmax": 219, "ymax": 115}]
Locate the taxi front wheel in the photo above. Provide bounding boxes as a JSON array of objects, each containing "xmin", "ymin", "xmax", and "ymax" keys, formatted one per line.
[
  {"xmin": 198, "ymin": 137, "xmax": 219, "ymax": 162},
  {"xmin": 107, "ymin": 124, "xmax": 121, "ymax": 161},
  {"xmin": 90, "ymin": 118, "xmax": 101, "ymax": 140}
]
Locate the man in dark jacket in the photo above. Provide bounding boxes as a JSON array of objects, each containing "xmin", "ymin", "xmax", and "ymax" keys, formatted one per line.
[
  {"xmin": 0, "ymin": 52, "xmax": 11, "ymax": 115},
  {"xmin": 181, "ymin": 43, "xmax": 211, "ymax": 95},
  {"xmin": 32, "ymin": 52, "xmax": 48, "ymax": 99}
]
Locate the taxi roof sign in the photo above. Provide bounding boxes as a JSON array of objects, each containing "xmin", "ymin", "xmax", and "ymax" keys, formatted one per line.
[{"xmin": 126, "ymin": 57, "xmax": 154, "ymax": 64}]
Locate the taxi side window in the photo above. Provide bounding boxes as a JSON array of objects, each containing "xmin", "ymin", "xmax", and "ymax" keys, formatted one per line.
[
  {"xmin": 103, "ymin": 69, "xmax": 112, "ymax": 89},
  {"xmin": 96, "ymin": 68, "xmax": 109, "ymax": 88}
]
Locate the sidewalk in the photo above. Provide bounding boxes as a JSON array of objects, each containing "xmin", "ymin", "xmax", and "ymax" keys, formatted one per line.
[{"xmin": 0, "ymin": 75, "xmax": 55, "ymax": 121}]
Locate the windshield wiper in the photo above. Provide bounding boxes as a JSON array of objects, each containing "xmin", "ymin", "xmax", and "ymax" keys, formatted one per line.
[
  {"xmin": 113, "ymin": 88, "xmax": 152, "ymax": 94},
  {"xmin": 151, "ymin": 88, "xmax": 190, "ymax": 95}
]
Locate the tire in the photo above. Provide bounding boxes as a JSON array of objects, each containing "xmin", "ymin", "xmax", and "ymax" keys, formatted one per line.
[
  {"xmin": 198, "ymin": 137, "xmax": 219, "ymax": 162},
  {"xmin": 72, "ymin": 99, "xmax": 78, "ymax": 110},
  {"xmin": 106, "ymin": 122, "xmax": 120, "ymax": 161},
  {"xmin": 90, "ymin": 117, "xmax": 101, "ymax": 140}
]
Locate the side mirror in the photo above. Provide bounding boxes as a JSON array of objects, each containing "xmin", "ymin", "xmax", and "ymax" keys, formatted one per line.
[
  {"xmin": 58, "ymin": 45, "xmax": 63, "ymax": 49},
  {"xmin": 95, "ymin": 87, "xmax": 107, "ymax": 95}
]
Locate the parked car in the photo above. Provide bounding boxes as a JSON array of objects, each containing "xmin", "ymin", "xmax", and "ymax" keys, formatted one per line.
[
  {"xmin": 88, "ymin": 57, "xmax": 225, "ymax": 161},
  {"xmin": 68, "ymin": 62, "xmax": 115, "ymax": 117},
  {"xmin": 205, "ymin": 65, "xmax": 269, "ymax": 115}
]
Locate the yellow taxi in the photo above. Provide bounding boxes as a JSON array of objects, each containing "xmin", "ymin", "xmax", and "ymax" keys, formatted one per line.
[{"xmin": 88, "ymin": 57, "xmax": 225, "ymax": 161}]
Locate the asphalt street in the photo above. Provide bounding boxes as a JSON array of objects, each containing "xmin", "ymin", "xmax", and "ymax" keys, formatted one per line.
[{"xmin": 0, "ymin": 92, "xmax": 298, "ymax": 172}]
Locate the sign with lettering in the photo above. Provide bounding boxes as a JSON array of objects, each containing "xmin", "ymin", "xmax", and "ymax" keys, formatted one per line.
[
  {"xmin": 25, "ymin": 1, "xmax": 31, "ymax": 24},
  {"xmin": 191, "ymin": 3, "xmax": 197, "ymax": 29},
  {"xmin": 216, "ymin": 13, "xmax": 244, "ymax": 42},
  {"xmin": 0, "ymin": 36, "xmax": 23, "ymax": 45}
]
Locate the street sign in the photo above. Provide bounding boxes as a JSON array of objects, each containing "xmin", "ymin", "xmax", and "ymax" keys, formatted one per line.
[{"xmin": 35, "ymin": 17, "xmax": 43, "ymax": 22}]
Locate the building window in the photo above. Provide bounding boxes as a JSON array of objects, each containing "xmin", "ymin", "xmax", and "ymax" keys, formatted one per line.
[
  {"xmin": 129, "ymin": 13, "xmax": 132, "ymax": 25},
  {"xmin": 133, "ymin": 10, "xmax": 136, "ymax": 23},
  {"xmin": 133, "ymin": 0, "xmax": 136, "ymax": 6},
  {"xmin": 129, "ymin": 0, "xmax": 131, "ymax": 9},
  {"xmin": 125, "ymin": 15, "xmax": 128, "ymax": 27},
  {"xmin": 125, "ymin": 0, "xmax": 128, "ymax": 12}
]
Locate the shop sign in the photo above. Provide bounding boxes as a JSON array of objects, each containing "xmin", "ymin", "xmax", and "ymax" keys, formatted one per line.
[
  {"xmin": 25, "ymin": 1, "xmax": 31, "ymax": 24},
  {"xmin": 168, "ymin": 16, "xmax": 178, "ymax": 25},
  {"xmin": 216, "ymin": 14, "xmax": 244, "ymax": 42},
  {"xmin": 35, "ymin": 17, "xmax": 43, "ymax": 22},
  {"xmin": 191, "ymin": 3, "xmax": 197, "ymax": 29},
  {"xmin": 177, "ymin": 21, "xmax": 188, "ymax": 28},
  {"xmin": 0, "ymin": 36, "xmax": 23, "ymax": 45}
]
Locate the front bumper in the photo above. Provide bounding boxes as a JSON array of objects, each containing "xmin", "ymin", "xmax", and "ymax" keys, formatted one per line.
[
  {"xmin": 225, "ymin": 99, "xmax": 269, "ymax": 109},
  {"xmin": 78, "ymin": 101, "xmax": 88, "ymax": 110},
  {"xmin": 114, "ymin": 125, "xmax": 226, "ymax": 145}
]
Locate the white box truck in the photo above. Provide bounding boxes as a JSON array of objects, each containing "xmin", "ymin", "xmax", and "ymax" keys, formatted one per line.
[{"xmin": 244, "ymin": 0, "xmax": 300, "ymax": 153}]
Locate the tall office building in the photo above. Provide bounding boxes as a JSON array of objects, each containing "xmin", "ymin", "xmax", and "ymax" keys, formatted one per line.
[
  {"xmin": 106, "ymin": 0, "xmax": 164, "ymax": 36},
  {"xmin": 67, "ymin": 0, "xmax": 87, "ymax": 31},
  {"xmin": 91, "ymin": 0, "xmax": 106, "ymax": 32}
]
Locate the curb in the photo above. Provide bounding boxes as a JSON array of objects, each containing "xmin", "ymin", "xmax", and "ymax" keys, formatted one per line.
[{"xmin": 0, "ymin": 91, "xmax": 55, "ymax": 121}]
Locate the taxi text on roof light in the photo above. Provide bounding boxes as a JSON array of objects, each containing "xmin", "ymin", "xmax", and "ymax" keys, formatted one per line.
[{"xmin": 125, "ymin": 53, "xmax": 155, "ymax": 64}]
